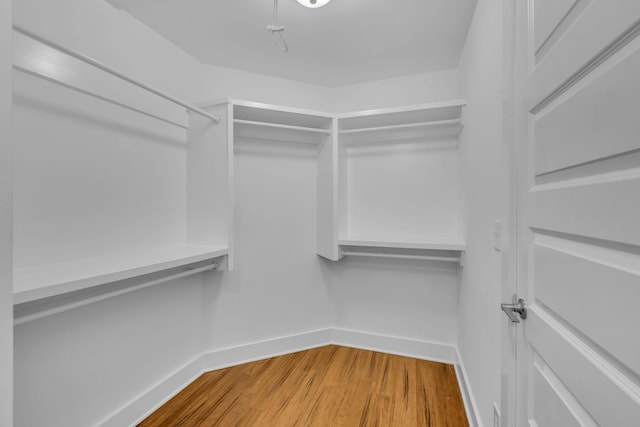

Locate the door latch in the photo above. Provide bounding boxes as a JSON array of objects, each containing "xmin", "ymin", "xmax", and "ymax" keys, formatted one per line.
[{"xmin": 501, "ymin": 296, "xmax": 527, "ymax": 323}]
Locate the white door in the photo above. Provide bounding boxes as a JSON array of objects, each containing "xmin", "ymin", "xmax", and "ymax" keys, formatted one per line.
[{"xmin": 512, "ymin": 0, "xmax": 640, "ymax": 426}]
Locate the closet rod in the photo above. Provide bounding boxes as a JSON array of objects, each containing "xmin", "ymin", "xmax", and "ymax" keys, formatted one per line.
[
  {"xmin": 14, "ymin": 263, "xmax": 218, "ymax": 326},
  {"xmin": 339, "ymin": 119, "xmax": 463, "ymax": 135},
  {"xmin": 341, "ymin": 251, "xmax": 460, "ymax": 263},
  {"xmin": 13, "ymin": 25, "xmax": 220, "ymax": 124},
  {"xmin": 14, "ymin": 65, "xmax": 188, "ymax": 129},
  {"xmin": 234, "ymin": 119, "xmax": 332, "ymax": 135}
]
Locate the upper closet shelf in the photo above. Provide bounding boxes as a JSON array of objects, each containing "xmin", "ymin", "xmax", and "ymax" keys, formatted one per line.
[
  {"xmin": 13, "ymin": 25, "xmax": 220, "ymax": 127},
  {"xmin": 13, "ymin": 245, "xmax": 228, "ymax": 305},
  {"xmin": 338, "ymin": 99, "xmax": 466, "ymax": 142},
  {"xmin": 201, "ymin": 98, "xmax": 334, "ymax": 144}
]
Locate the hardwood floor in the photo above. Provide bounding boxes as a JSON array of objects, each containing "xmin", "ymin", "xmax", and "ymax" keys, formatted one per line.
[{"xmin": 139, "ymin": 345, "xmax": 469, "ymax": 427}]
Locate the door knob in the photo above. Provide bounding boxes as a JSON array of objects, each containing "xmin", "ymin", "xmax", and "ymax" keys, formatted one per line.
[{"xmin": 501, "ymin": 296, "xmax": 527, "ymax": 323}]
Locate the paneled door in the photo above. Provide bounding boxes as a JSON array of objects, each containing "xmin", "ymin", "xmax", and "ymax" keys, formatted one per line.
[{"xmin": 513, "ymin": 0, "xmax": 640, "ymax": 425}]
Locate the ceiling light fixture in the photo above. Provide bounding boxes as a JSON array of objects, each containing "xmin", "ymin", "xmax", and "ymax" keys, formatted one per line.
[
  {"xmin": 267, "ymin": 0, "xmax": 331, "ymax": 53},
  {"xmin": 295, "ymin": 0, "xmax": 331, "ymax": 8}
]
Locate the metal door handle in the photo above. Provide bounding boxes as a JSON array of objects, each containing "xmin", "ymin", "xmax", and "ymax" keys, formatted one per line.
[{"xmin": 501, "ymin": 297, "xmax": 527, "ymax": 323}]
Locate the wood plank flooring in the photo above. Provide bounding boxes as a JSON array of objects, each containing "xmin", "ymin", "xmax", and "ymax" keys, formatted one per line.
[{"xmin": 139, "ymin": 345, "xmax": 469, "ymax": 427}]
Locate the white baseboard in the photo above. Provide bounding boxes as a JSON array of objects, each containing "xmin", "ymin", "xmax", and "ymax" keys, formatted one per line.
[
  {"xmin": 101, "ymin": 328, "xmax": 477, "ymax": 427},
  {"xmin": 331, "ymin": 328, "xmax": 456, "ymax": 363},
  {"xmin": 454, "ymin": 348, "xmax": 483, "ymax": 427},
  {"xmin": 334, "ymin": 328, "xmax": 479, "ymax": 427},
  {"xmin": 200, "ymin": 328, "xmax": 332, "ymax": 371},
  {"xmin": 99, "ymin": 355, "xmax": 204, "ymax": 427},
  {"xmin": 100, "ymin": 329, "xmax": 332, "ymax": 426}
]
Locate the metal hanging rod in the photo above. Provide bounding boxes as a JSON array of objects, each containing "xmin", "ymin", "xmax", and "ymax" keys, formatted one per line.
[
  {"xmin": 341, "ymin": 251, "xmax": 461, "ymax": 263},
  {"xmin": 14, "ymin": 263, "xmax": 218, "ymax": 326},
  {"xmin": 234, "ymin": 119, "xmax": 331, "ymax": 135},
  {"xmin": 13, "ymin": 25, "xmax": 220, "ymax": 124},
  {"xmin": 14, "ymin": 65, "xmax": 188, "ymax": 129},
  {"xmin": 339, "ymin": 119, "xmax": 463, "ymax": 135}
]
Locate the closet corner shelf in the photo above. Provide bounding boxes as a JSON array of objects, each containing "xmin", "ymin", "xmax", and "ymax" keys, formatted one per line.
[
  {"xmin": 13, "ymin": 245, "xmax": 228, "ymax": 305},
  {"xmin": 339, "ymin": 122, "xmax": 463, "ymax": 143},
  {"xmin": 232, "ymin": 100, "xmax": 333, "ymax": 145},
  {"xmin": 336, "ymin": 99, "xmax": 467, "ymax": 120},
  {"xmin": 338, "ymin": 119, "xmax": 462, "ymax": 135},
  {"xmin": 337, "ymin": 99, "xmax": 466, "ymax": 143},
  {"xmin": 234, "ymin": 119, "xmax": 330, "ymax": 145}
]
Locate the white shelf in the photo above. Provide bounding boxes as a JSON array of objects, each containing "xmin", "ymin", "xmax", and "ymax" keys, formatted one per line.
[
  {"xmin": 338, "ymin": 239, "xmax": 465, "ymax": 264},
  {"xmin": 339, "ymin": 120, "xmax": 462, "ymax": 143},
  {"xmin": 338, "ymin": 100, "xmax": 465, "ymax": 143},
  {"xmin": 13, "ymin": 245, "xmax": 228, "ymax": 305},
  {"xmin": 231, "ymin": 102, "xmax": 333, "ymax": 145},
  {"xmin": 332, "ymin": 100, "xmax": 466, "ymax": 261},
  {"xmin": 338, "ymin": 239, "xmax": 466, "ymax": 251},
  {"xmin": 234, "ymin": 119, "xmax": 330, "ymax": 144},
  {"xmin": 338, "ymin": 100, "xmax": 465, "ymax": 128},
  {"xmin": 234, "ymin": 102, "xmax": 332, "ymax": 130}
]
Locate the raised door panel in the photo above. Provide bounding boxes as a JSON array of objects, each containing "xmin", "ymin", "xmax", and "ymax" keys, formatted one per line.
[
  {"xmin": 533, "ymin": 0, "xmax": 580, "ymax": 56},
  {"xmin": 534, "ymin": 235, "xmax": 640, "ymax": 375},
  {"xmin": 532, "ymin": 360, "xmax": 595, "ymax": 427},
  {"xmin": 531, "ymin": 176, "xmax": 640, "ymax": 246},
  {"xmin": 517, "ymin": 0, "xmax": 640, "ymax": 425},
  {"xmin": 528, "ymin": 309, "xmax": 640, "ymax": 427},
  {"xmin": 530, "ymin": 0, "xmax": 640, "ymax": 111},
  {"xmin": 534, "ymin": 39, "xmax": 640, "ymax": 175}
]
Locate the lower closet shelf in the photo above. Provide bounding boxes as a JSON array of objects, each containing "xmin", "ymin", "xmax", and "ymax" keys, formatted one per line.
[
  {"xmin": 338, "ymin": 239, "xmax": 465, "ymax": 251},
  {"xmin": 338, "ymin": 239, "xmax": 465, "ymax": 265},
  {"xmin": 13, "ymin": 245, "xmax": 228, "ymax": 304}
]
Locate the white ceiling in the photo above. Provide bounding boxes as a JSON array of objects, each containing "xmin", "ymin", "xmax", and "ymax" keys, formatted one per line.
[{"xmin": 107, "ymin": 0, "xmax": 477, "ymax": 87}]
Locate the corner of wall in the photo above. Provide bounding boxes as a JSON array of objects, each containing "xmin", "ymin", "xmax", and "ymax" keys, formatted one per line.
[
  {"xmin": 103, "ymin": 329, "xmax": 463, "ymax": 426},
  {"xmin": 0, "ymin": 0, "xmax": 13, "ymax": 424},
  {"xmin": 455, "ymin": 0, "xmax": 508, "ymax": 426},
  {"xmin": 328, "ymin": 68, "xmax": 461, "ymax": 113},
  {"xmin": 454, "ymin": 347, "xmax": 483, "ymax": 427}
]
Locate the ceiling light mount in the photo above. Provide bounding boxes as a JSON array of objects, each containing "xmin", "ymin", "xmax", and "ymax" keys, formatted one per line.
[
  {"xmin": 295, "ymin": 0, "xmax": 331, "ymax": 8},
  {"xmin": 267, "ymin": 0, "xmax": 288, "ymax": 53},
  {"xmin": 267, "ymin": 0, "xmax": 331, "ymax": 53}
]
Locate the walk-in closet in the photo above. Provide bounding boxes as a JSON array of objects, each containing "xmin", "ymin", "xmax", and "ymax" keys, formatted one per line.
[{"xmin": 2, "ymin": 0, "xmax": 639, "ymax": 426}]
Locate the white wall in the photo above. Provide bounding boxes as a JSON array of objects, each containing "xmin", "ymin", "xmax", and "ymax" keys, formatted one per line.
[
  {"xmin": 202, "ymin": 140, "xmax": 333, "ymax": 352},
  {"xmin": 331, "ymin": 259, "xmax": 460, "ymax": 345},
  {"xmin": 11, "ymin": 1, "xmax": 214, "ymax": 426},
  {"xmin": 196, "ymin": 62, "xmax": 460, "ymax": 115},
  {"xmin": 195, "ymin": 66, "xmax": 463, "ymax": 356},
  {"xmin": 0, "ymin": 0, "xmax": 13, "ymax": 424},
  {"xmin": 457, "ymin": 0, "xmax": 509, "ymax": 426},
  {"xmin": 329, "ymin": 72, "xmax": 462, "ymax": 348},
  {"xmin": 14, "ymin": 0, "xmax": 332, "ymax": 110},
  {"xmin": 196, "ymin": 64, "xmax": 331, "ymax": 111},
  {"xmin": 11, "ymin": 1, "xmax": 332, "ymax": 425},
  {"xmin": 13, "ymin": 0, "xmax": 202, "ymax": 101},
  {"xmin": 12, "ymin": 0, "xmax": 469, "ymax": 424},
  {"xmin": 329, "ymin": 69, "xmax": 460, "ymax": 112},
  {"xmin": 14, "ymin": 276, "xmax": 204, "ymax": 427},
  {"xmin": 344, "ymin": 140, "xmax": 463, "ymax": 243},
  {"xmin": 12, "ymin": 70, "xmax": 187, "ymax": 269}
]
